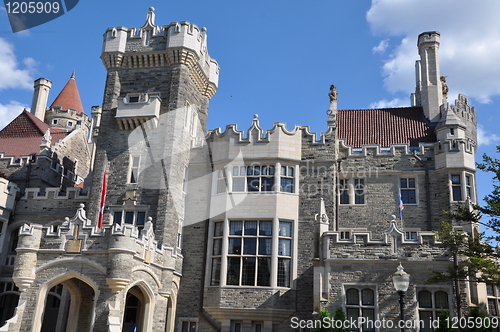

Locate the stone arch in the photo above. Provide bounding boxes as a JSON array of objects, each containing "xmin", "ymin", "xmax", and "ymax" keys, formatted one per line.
[
  {"xmin": 123, "ymin": 280, "xmax": 155, "ymax": 332},
  {"xmin": 164, "ymin": 281, "xmax": 179, "ymax": 332},
  {"xmin": 33, "ymin": 272, "xmax": 98, "ymax": 332}
]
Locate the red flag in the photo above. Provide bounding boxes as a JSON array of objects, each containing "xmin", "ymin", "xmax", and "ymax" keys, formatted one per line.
[{"xmin": 98, "ymin": 167, "xmax": 107, "ymax": 228}]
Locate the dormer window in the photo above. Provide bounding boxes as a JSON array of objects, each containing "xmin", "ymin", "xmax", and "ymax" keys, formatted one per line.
[
  {"xmin": 129, "ymin": 96, "xmax": 140, "ymax": 103},
  {"xmin": 53, "ymin": 119, "xmax": 58, "ymax": 125},
  {"xmin": 450, "ymin": 128, "xmax": 454, "ymax": 135},
  {"xmin": 68, "ymin": 121, "xmax": 73, "ymax": 127}
]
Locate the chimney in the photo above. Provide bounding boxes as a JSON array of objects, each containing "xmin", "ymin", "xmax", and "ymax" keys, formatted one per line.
[
  {"xmin": 31, "ymin": 78, "xmax": 52, "ymax": 121},
  {"xmin": 417, "ymin": 31, "xmax": 442, "ymax": 123}
]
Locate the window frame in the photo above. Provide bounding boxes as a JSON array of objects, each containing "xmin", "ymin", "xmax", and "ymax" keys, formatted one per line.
[
  {"xmin": 400, "ymin": 177, "xmax": 417, "ymax": 205},
  {"xmin": 417, "ymin": 288, "xmax": 452, "ymax": 332},
  {"xmin": 486, "ymin": 284, "xmax": 500, "ymax": 318},
  {"xmin": 128, "ymin": 155, "xmax": 141, "ymax": 184},
  {"xmin": 112, "ymin": 209, "xmax": 147, "ymax": 234},
  {"xmin": 343, "ymin": 285, "xmax": 377, "ymax": 332},
  {"xmin": 338, "ymin": 178, "xmax": 365, "ymax": 205},
  {"xmin": 209, "ymin": 219, "xmax": 294, "ymax": 289}
]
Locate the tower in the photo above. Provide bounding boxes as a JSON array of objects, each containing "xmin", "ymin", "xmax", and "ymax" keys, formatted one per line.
[
  {"xmin": 415, "ymin": 31, "xmax": 443, "ymax": 122},
  {"xmin": 30, "ymin": 78, "xmax": 52, "ymax": 121}
]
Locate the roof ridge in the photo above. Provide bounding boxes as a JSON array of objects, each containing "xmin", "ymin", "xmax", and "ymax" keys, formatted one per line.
[{"xmin": 0, "ymin": 110, "xmax": 51, "ymax": 138}]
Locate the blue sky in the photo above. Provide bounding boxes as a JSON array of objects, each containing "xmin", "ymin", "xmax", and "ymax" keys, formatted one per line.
[{"xmin": 1, "ymin": 0, "xmax": 500, "ymax": 232}]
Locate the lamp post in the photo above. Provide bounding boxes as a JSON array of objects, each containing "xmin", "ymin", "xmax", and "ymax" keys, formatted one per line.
[{"xmin": 392, "ymin": 263, "xmax": 410, "ymax": 332}]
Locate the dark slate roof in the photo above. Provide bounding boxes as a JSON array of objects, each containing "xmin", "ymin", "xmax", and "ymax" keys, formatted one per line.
[
  {"xmin": 0, "ymin": 110, "xmax": 68, "ymax": 158},
  {"xmin": 337, "ymin": 106, "xmax": 436, "ymax": 148}
]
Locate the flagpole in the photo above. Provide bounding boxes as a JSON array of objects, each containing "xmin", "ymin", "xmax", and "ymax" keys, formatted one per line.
[{"xmin": 98, "ymin": 166, "xmax": 107, "ymax": 229}]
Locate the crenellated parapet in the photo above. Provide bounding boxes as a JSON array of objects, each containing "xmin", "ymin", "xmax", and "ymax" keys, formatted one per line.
[{"xmin": 101, "ymin": 7, "xmax": 219, "ymax": 99}]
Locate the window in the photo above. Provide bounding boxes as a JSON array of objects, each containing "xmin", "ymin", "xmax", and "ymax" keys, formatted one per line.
[
  {"xmin": 345, "ymin": 287, "xmax": 375, "ymax": 332},
  {"xmin": 52, "ymin": 119, "xmax": 58, "ymax": 124},
  {"xmin": 486, "ymin": 284, "xmax": 500, "ymax": 317},
  {"xmin": 227, "ymin": 220, "xmax": 273, "ymax": 286},
  {"xmin": 465, "ymin": 175, "xmax": 473, "ymax": 200},
  {"xmin": 281, "ymin": 166, "xmax": 294, "ymax": 193},
  {"xmin": 340, "ymin": 231, "xmax": 350, "ymax": 240},
  {"xmin": 180, "ymin": 320, "xmax": 197, "ymax": 332},
  {"xmin": 113, "ymin": 210, "xmax": 146, "ymax": 234},
  {"xmin": 68, "ymin": 121, "xmax": 73, "ymax": 127},
  {"xmin": 400, "ymin": 178, "xmax": 416, "ymax": 204},
  {"xmin": 217, "ymin": 168, "xmax": 228, "ymax": 194},
  {"xmin": 339, "ymin": 179, "xmax": 365, "ymax": 205},
  {"xmin": 129, "ymin": 96, "xmax": 139, "ymax": 103},
  {"xmin": 418, "ymin": 290, "xmax": 449, "ymax": 332},
  {"xmin": 451, "ymin": 175, "xmax": 462, "ymax": 201},
  {"xmin": 247, "ymin": 165, "xmax": 275, "ymax": 192},
  {"xmin": 405, "ymin": 231, "xmax": 417, "ymax": 241},
  {"xmin": 231, "ymin": 321, "xmax": 241, "ymax": 332},
  {"xmin": 129, "ymin": 155, "xmax": 140, "ymax": 183},
  {"xmin": 211, "ymin": 219, "xmax": 293, "ymax": 288}
]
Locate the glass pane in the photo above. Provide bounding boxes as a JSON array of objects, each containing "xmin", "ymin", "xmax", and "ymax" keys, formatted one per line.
[
  {"xmin": 340, "ymin": 190, "xmax": 349, "ymax": 204},
  {"xmin": 277, "ymin": 258, "xmax": 290, "ymax": 287},
  {"xmin": 253, "ymin": 166, "xmax": 260, "ymax": 175},
  {"xmin": 269, "ymin": 166, "xmax": 275, "ymax": 175},
  {"xmin": 488, "ymin": 299, "xmax": 498, "ymax": 316},
  {"xmin": 400, "ymin": 178, "xmax": 407, "ymax": 188},
  {"xmin": 408, "ymin": 178, "xmax": 415, "ymax": 188},
  {"xmin": 125, "ymin": 212, "xmax": 134, "ymax": 224},
  {"xmin": 354, "ymin": 189, "xmax": 364, "ymax": 204},
  {"xmin": 136, "ymin": 212, "xmax": 145, "ymax": 226},
  {"xmin": 247, "ymin": 177, "xmax": 260, "ymax": 191},
  {"xmin": 419, "ymin": 311, "xmax": 433, "ymax": 332},
  {"xmin": 244, "ymin": 221, "xmax": 258, "ymax": 235},
  {"xmin": 247, "ymin": 166, "xmax": 253, "ymax": 176},
  {"xmin": 217, "ymin": 179, "xmax": 227, "ymax": 193},
  {"xmin": 259, "ymin": 221, "xmax": 272, "ymax": 236},
  {"xmin": 240, "ymin": 166, "xmax": 246, "ymax": 176},
  {"xmin": 227, "ymin": 257, "xmax": 240, "ymax": 285},
  {"xmin": 228, "ymin": 238, "xmax": 241, "ymax": 254},
  {"xmin": 278, "ymin": 239, "xmax": 291, "ymax": 256},
  {"xmin": 346, "ymin": 308, "xmax": 360, "ymax": 331},
  {"xmin": 281, "ymin": 166, "xmax": 286, "ymax": 176},
  {"xmin": 232, "ymin": 178, "xmax": 245, "ymax": 192},
  {"xmin": 229, "ymin": 221, "xmax": 243, "ymax": 235},
  {"xmin": 213, "ymin": 238, "xmax": 222, "ymax": 255},
  {"xmin": 261, "ymin": 177, "xmax": 274, "ymax": 191},
  {"xmin": 243, "ymin": 238, "xmax": 256, "ymax": 255},
  {"xmin": 258, "ymin": 238, "xmax": 272, "ymax": 255},
  {"xmin": 279, "ymin": 221, "xmax": 292, "ymax": 237},
  {"xmin": 214, "ymin": 222, "xmax": 223, "ymax": 237},
  {"xmin": 233, "ymin": 166, "xmax": 239, "ymax": 176},
  {"xmin": 211, "ymin": 257, "xmax": 221, "ymax": 286},
  {"xmin": 257, "ymin": 257, "xmax": 271, "ymax": 286},
  {"xmin": 435, "ymin": 291, "xmax": 449, "ymax": 309},
  {"xmin": 418, "ymin": 290, "xmax": 432, "ymax": 308},
  {"xmin": 132, "ymin": 156, "xmax": 140, "ymax": 167},
  {"xmin": 452, "ymin": 186, "xmax": 462, "ymax": 201},
  {"xmin": 451, "ymin": 175, "xmax": 461, "ymax": 184},
  {"xmin": 402, "ymin": 189, "xmax": 416, "ymax": 204},
  {"xmin": 130, "ymin": 168, "xmax": 139, "ymax": 183},
  {"xmin": 281, "ymin": 178, "xmax": 293, "ymax": 193},
  {"xmin": 189, "ymin": 322, "xmax": 196, "ymax": 332},
  {"xmin": 287, "ymin": 167, "xmax": 293, "ymax": 177},
  {"xmin": 262, "ymin": 165, "xmax": 268, "ymax": 175},
  {"xmin": 362, "ymin": 309, "xmax": 375, "ymax": 332},
  {"xmin": 242, "ymin": 257, "xmax": 256, "ymax": 286},
  {"xmin": 113, "ymin": 211, "xmax": 122, "ymax": 224},
  {"xmin": 361, "ymin": 289, "xmax": 374, "ymax": 305},
  {"xmin": 466, "ymin": 175, "xmax": 471, "ymax": 186},
  {"xmin": 346, "ymin": 288, "xmax": 359, "ymax": 305}
]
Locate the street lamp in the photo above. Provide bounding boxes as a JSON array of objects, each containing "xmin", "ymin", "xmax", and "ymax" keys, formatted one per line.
[{"xmin": 393, "ymin": 263, "xmax": 410, "ymax": 332}]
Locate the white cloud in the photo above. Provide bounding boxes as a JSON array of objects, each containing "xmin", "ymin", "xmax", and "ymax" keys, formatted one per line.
[
  {"xmin": 0, "ymin": 37, "xmax": 36, "ymax": 90},
  {"xmin": 366, "ymin": 0, "xmax": 500, "ymax": 103},
  {"xmin": 369, "ymin": 98, "xmax": 409, "ymax": 109},
  {"xmin": 372, "ymin": 39, "xmax": 388, "ymax": 54},
  {"xmin": 477, "ymin": 124, "xmax": 500, "ymax": 146},
  {"xmin": 0, "ymin": 101, "xmax": 28, "ymax": 130}
]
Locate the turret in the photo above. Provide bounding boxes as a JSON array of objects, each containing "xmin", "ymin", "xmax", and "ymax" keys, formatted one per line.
[
  {"xmin": 415, "ymin": 31, "xmax": 442, "ymax": 122},
  {"xmin": 30, "ymin": 78, "xmax": 52, "ymax": 121}
]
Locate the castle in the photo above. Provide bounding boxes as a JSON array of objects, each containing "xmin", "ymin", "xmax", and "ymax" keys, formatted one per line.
[{"xmin": 0, "ymin": 8, "xmax": 488, "ymax": 332}]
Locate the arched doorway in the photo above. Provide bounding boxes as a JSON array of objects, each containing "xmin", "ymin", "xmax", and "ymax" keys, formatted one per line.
[
  {"xmin": 122, "ymin": 285, "xmax": 152, "ymax": 332},
  {"xmin": 40, "ymin": 277, "xmax": 95, "ymax": 332},
  {"xmin": 0, "ymin": 281, "xmax": 20, "ymax": 327}
]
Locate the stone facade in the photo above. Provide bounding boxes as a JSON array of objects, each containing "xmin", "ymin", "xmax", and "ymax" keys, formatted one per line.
[{"xmin": 0, "ymin": 10, "xmax": 486, "ymax": 332}]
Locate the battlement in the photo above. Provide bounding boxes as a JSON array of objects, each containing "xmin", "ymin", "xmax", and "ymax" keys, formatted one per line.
[
  {"xmin": 101, "ymin": 8, "xmax": 219, "ymax": 98},
  {"xmin": 450, "ymin": 94, "xmax": 476, "ymax": 125}
]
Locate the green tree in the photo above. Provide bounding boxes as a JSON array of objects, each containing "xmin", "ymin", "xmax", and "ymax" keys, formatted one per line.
[
  {"xmin": 465, "ymin": 307, "xmax": 496, "ymax": 332},
  {"xmin": 331, "ymin": 308, "xmax": 350, "ymax": 332},
  {"xmin": 477, "ymin": 145, "xmax": 500, "ymax": 242},
  {"xmin": 435, "ymin": 310, "xmax": 459, "ymax": 332},
  {"xmin": 313, "ymin": 309, "xmax": 332, "ymax": 332}
]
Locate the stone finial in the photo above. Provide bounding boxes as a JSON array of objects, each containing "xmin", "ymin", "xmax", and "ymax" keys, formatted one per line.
[
  {"xmin": 142, "ymin": 217, "xmax": 154, "ymax": 238},
  {"xmin": 145, "ymin": 6, "xmax": 155, "ymax": 27},
  {"xmin": 329, "ymin": 85, "xmax": 338, "ymax": 102},
  {"xmin": 40, "ymin": 128, "xmax": 52, "ymax": 151},
  {"xmin": 441, "ymin": 76, "xmax": 448, "ymax": 99}
]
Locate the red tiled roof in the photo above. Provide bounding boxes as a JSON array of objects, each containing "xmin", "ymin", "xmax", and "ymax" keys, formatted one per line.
[
  {"xmin": 50, "ymin": 72, "xmax": 84, "ymax": 114},
  {"xmin": 0, "ymin": 110, "xmax": 69, "ymax": 158},
  {"xmin": 337, "ymin": 107, "xmax": 435, "ymax": 148}
]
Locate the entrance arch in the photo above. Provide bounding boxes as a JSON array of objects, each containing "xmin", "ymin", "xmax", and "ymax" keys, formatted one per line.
[
  {"xmin": 122, "ymin": 283, "xmax": 154, "ymax": 332},
  {"xmin": 38, "ymin": 276, "xmax": 96, "ymax": 332}
]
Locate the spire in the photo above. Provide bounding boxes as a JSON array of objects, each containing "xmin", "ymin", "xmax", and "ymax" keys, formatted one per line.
[{"xmin": 50, "ymin": 72, "xmax": 84, "ymax": 114}]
